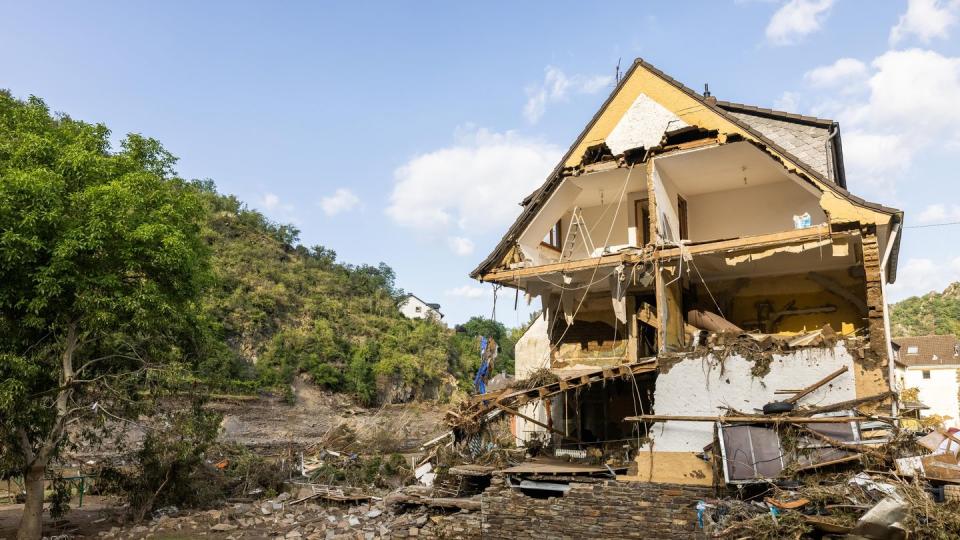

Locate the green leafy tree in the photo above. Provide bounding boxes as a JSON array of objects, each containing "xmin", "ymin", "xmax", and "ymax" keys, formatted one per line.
[
  {"xmin": 890, "ymin": 282, "xmax": 960, "ymax": 337},
  {"xmin": 0, "ymin": 92, "xmax": 209, "ymax": 540}
]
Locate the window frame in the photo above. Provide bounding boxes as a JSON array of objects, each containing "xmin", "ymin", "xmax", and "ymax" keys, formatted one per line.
[{"xmin": 541, "ymin": 219, "xmax": 563, "ymax": 251}]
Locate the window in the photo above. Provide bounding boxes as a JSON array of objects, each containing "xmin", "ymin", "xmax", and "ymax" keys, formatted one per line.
[
  {"xmin": 542, "ymin": 220, "xmax": 562, "ymax": 250},
  {"xmin": 922, "ymin": 370, "xmax": 931, "ymax": 379},
  {"xmin": 415, "ymin": 306, "xmax": 422, "ymax": 313},
  {"xmin": 677, "ymin": 195, "xmax": 689, "ymax": 240},
  {"xmin": 635, "ymin": 199, "xmax": 651, "ymax": 245},
  {"xmin": 907, "ymin": 346, "xmax": 919, "ymax": 354}
]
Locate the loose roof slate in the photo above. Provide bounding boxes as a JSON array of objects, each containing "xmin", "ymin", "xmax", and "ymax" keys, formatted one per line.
[{"xmin": 893, "ymin": 335, "xmax": 960, "ymax": 367}]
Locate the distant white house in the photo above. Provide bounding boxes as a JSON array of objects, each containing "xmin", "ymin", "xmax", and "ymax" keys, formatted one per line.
[
  {"xmin": 399, "ymin": 294, "xmax": 443, "ymax": 321},
  {"xmin": 894, "ymin": 335, "xmax": 960, "ymax": 427}
]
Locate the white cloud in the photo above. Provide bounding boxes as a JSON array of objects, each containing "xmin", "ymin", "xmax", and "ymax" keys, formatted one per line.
[
  {"xmin": 524, "ymin": 66, "xmax": 613, "ymax": 124},
  {"xmin": 917, "ymin": 203, "xmax": 960, "ymax": 224},
  {"xmin": 887, "ymin": 256, "xmax": 960, "ymax": 300},
  {"xmin": 890, "ymin": 0, "xmax": 959, "ymax": 45},
  {"xmin": 765, "ymin": 0, "xmax": 835, "ymax": 45},
  {"xmin": 800, "ymin": 49, "xmax": 960, "ymax": 190},
  {"xmin": 319, "ymin": 188, "xmax": 360, "ymax": 216},
  {"xmin": 804, "ymin": 58, "xmax": 868, "ymax": 87},
  {"xmin": 445, "ymin": 285, "xmax": 489, "ymax": 299},
  {"xmin": 387, "ymin": 126, "xmax": 563, "ymax": 246},
  {"xmin": 773, "ymin": 91, "xmax": 800, "ymax": 111},
  {"xmin": 447, "ymin": 236, "xmax": 475, "ymax": 256},
  {"xmin": 259, "ymin": 192, "xmax": 294, "ymax": 213}
]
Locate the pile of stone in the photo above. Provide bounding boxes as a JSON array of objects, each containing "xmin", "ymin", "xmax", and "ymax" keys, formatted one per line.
[{"xmin": 97, "ymin": 490, "xmax": 480, "ymax": 539}]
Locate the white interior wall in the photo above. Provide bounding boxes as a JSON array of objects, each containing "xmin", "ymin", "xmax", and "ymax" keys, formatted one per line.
[
  {"xmin": 562, "ymin": 203, "xmax": 630, "ymax": 259},
  {"xmin": 648, "ymin": 345, "xmax": 858, "ymax": 452},
  {"xmin": 626, "ymin": 190, "xmax": 648, "ymax": 246},
  {"xmin": 514, "ymin": 314, "xmax": 552, "ymax": 446},
  {"xmin": 517, "ymin": 179, "xmax": 582, "ymax": 266},
  {"xmin": 687, "ymin": 181, "xmax": 826, "ymax": 242},
  {"xmin": 653, "ymin": 166, "xmax": 681, "ymax": 244},
  {"xmin": 904, "ymin": 367, "xmax": 960, "ymax": 427},
  {"xmin": 514, "ymin": 314, "xmax": 551, "ymax": 378}
]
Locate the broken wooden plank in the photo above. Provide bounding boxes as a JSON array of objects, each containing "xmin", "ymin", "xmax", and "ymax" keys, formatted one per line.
[
  {"xmin": 786, "ymin": 366, "xmax": 848, "ymax": 404},
  {"xmin": 799, "ymin": 426, "xmax": 886, "ymax": 460},
  {"xmin": 494, "ymin": 402, "xmax": 581, "ymax": 443},
  {"xmin": 799, "ymin": 392, "xmax": 894, "ymax": 416}
]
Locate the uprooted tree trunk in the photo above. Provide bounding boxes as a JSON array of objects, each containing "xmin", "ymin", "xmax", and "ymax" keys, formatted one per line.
[{"xmin": 17, "ymin": 324, "xmax": 78, "ymax": 540}]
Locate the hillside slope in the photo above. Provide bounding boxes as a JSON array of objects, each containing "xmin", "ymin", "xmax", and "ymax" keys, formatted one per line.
[{"xmin": 890, "ymin": 282, "xmax": 960, "ymax": 337}]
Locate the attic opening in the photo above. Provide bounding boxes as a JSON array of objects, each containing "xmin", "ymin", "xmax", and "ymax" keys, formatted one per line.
[{"xmin": 651, "ymin": 141, "xmax": 825, "ymax": 245}]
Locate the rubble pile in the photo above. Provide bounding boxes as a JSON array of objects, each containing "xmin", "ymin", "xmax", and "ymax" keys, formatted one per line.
[{"xmin": 96, "ymin": 491, "xmax": 479, "ymax": 539}]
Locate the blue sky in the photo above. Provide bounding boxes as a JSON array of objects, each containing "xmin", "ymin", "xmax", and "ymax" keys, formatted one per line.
[{"xmin": 2, "ymin": 0, "xmax": 959, "ymax": 325}]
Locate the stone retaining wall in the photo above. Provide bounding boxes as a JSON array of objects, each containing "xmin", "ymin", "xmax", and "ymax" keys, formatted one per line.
[{"xmin": 479, "ymin": 476, "xmax": 713, "ymax": 539}]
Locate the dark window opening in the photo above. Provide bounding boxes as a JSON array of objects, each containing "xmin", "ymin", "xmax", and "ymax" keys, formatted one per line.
[
  {"xmin": 922, "ymin": 370, "xmax": 931, "ymax": 379},
  {"xmin": 677, "ymin": 195, "xmax": 689, "ymax": 241},
  {"xmin": 542, "ymin": 220, "xmax": 562, "ymax": 250},
  {"xmin": 635, "ymin": 199, "xmax": 651, "ymax": 245}
]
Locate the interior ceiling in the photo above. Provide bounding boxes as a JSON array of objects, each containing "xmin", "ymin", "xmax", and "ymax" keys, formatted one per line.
[
  {"xmin": 656, "ymin": 142, "xmax": 794, "ymax": 196},
  {"xmin": 569, "ymin": 168, "xmax": 646, "ymax": 208},
  {"xmin": 694, "ymin": 239, "xmax": 861, "ymax": 282}
]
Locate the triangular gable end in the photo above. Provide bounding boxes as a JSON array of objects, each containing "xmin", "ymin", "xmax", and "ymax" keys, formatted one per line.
[{"xmin": 471, "ymin": 58, "xmax": 901, "ymax": 280}]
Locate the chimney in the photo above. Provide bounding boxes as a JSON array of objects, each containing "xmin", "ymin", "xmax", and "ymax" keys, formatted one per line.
[{"xmin": 704, "ymin": 83, "xmax": 717, "ymax": 105}]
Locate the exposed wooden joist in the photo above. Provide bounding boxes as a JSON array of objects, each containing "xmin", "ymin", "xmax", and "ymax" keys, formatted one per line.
[{"xmin": 480, "ymin": 224, "xmax": 840, "ymax": 283}]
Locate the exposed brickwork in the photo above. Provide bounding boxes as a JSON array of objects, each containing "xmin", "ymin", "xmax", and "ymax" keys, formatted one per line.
[
  {"xmin": 480, "ymin": 476, "xmax": 713, "ymax": 539},
  {"xmin": 861, "ymin": 232, "xmax": 888, "ymax": 361}
]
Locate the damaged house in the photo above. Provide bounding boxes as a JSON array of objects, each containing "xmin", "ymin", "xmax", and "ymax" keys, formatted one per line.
[{"xmin": 468, "ymin": 59, "xmax": 903, "ymax": 488}]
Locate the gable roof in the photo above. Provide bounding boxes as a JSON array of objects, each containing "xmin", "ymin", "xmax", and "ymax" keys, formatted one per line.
[
  {"xmin": 402, "ymin": 293, "xmax": 443, "ymax": 316},
  {"xmin": 471, "ymin": 58, "xmax": 901, "ymax": 281},
  {"xmin": 893, "ymin": 335, "xmax": 960, "ymax": 367}
]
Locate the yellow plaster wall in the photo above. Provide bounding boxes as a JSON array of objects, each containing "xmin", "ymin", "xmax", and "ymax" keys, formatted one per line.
[
  {"xmin": 624, "ymin": 451, "xmax": 714, "ymax": 486},
  {"xmin": 563, "ymin": 63, "xmax": 892, "ymax": 231},
  {"xmin": 698, "ymin": 270, "xmax": 866, "ymax": 335}
]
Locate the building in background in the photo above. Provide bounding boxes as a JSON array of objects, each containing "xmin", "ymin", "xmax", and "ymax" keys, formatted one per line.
[
  {"xmin": 399, "ymin": 294, "xmax": 444, "ymax": 322},
  {"xmin": 894, "ymin": 335, "xmax": 960, "ymax": 427}
]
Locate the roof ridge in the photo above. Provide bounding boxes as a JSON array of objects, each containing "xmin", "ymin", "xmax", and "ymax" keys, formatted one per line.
[{"xmin": 716, "ymin": 100, "xmax": 835, "ymax": 127}]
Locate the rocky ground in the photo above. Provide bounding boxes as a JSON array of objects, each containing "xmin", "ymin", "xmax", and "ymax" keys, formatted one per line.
[
  {"xmin": 99, "ymin": 492, "xmax": 478, "ymax": 540},
  {"xmin": 0, "ymin": 492, "xmax": 478, "ymax": 540},
  {"xmin": 0, "ymin": 380, "xmax": 459, "ymax": 539},
  {"xmin": 212, "ymin": 377, "xmax": 447, "ymax": 454}
]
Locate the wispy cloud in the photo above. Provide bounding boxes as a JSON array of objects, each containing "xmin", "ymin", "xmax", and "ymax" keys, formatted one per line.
[
  {"xmin": 386, "ymin": 125, "xmax": 562, "ymax": 255},
  {"xmin": 804, "ymin": 58, "xmax": 868, "ymax": 88},
  {"xmin": 445, "ymin": 285, "xmax": 489, "ymax": 299},
  {"xmin": 447, "ymin": 236, "xmax": 475, "ymax": 256},
  {"xmin": 888, "ymin": 257, "xmax": 960, "ymax": 301},
  {"xmin": 523, "ymin": 66, "xmax": 613, "ymax": 124},
  {"xmin": 917, "ymin": 203, "xmax": 960, "ymax": 224},
  {"xmin": 319, "ymin": 188, "xmax": 360, "ymax": 216},
  {"xmin": 765, "ymin": 0, "xmax": 835, "ymax": 45},
  {"xmin": 890, "ymin": 0, "xmax": 960, "ymax": 45},
  {"xmin": 799, "ymin": 49, "xmax": 960, "ymax": 192}
]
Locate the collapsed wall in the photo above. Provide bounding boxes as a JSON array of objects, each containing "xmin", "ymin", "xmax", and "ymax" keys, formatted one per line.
[
  {"xmin": 480, "ymin": 476, "xmax": 710, "ymax": 539},
  {"xmin": 631, "ymin": 344, "xmax": 859, "ymax": 485}
]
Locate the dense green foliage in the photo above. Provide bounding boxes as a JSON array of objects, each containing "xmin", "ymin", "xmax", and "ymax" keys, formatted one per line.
[
  {"xmin": 890, "ymin": 282, "xmax": 960, "ymax": 338},
  {"xmin": 0, "ymin": 91, "xmax": 214, "ymax": 538},
  {"xmin": 188, "ymin": 182, "xmax": 518, "ymax": 402},
  {"xmin": 0, "ymin": 90, "xmax": 211, "ymax": 461},
  {"xmin": 0, "ymin": 88, "xmax": 527, "ymax": 418}
]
